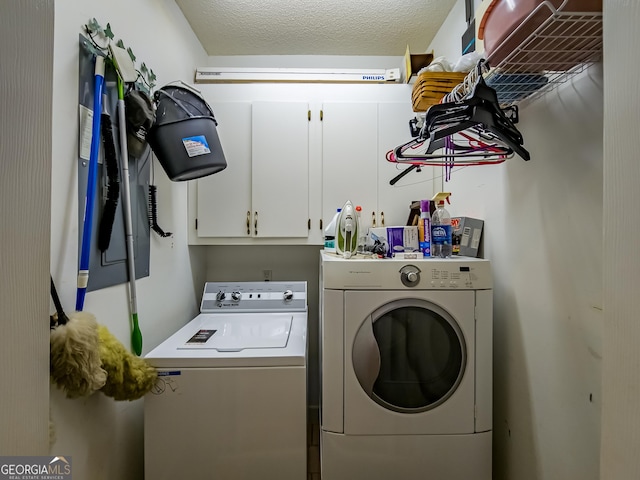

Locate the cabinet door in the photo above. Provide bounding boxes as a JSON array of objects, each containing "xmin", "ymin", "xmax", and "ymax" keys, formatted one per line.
[
  {"xmin": 196, "ymin": 102, "xmax": 252, "ymax": 237},
  {"xmin": 252, "ymin": 102, "xmax": 310, "ymax": 238},
  {"xmin": 378, "ymin": 101, "xmax": 432, "ymax": 226},
  {"xmin": 321, "ymin": 102, "xmax": 379, "ymax": 231}
]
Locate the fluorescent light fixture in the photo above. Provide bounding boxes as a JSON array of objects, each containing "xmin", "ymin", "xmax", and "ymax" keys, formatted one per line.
[{"xmin": 195, "ymin": 67, "xmax": 401, "ymax": 84}]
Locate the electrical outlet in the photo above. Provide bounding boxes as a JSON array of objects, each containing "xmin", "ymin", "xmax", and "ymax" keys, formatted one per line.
[{"xmin": 263, "ymin": 269, "xmax": 272, "ymax": 282}]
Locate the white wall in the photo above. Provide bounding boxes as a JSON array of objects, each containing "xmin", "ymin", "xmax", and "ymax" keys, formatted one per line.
[
  {"xmin": 428, "ymin": 2, "xmax": 603, "ymax": 479},
  {"xmin": 0, "ymin": 0, "xmax": 53, "ymax": 455},
  {"xmin": 600, "ymin": 1, "xmax": 640, "ymax": 478},
  {"xmin": 427, "ymin": 0, "xmax": 467, "ymax": 61},
  {"xmin": 50, "ymin": 1, "xmax": 208, "ymax": 478}
]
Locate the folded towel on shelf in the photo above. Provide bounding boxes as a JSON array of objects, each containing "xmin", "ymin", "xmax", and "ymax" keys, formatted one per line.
[{"xmin": 486, "ymin": 73, "xmax": 548, "ymax": 105}]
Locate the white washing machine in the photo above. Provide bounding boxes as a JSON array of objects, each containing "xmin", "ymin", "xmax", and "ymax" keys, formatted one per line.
[
  {"xmin": 144, "ymin": 281, "xmax": 307, "ymax": 480},
  {"xmin": 319, "ymin": 251, "xmax": 492, "ymax": 479}
]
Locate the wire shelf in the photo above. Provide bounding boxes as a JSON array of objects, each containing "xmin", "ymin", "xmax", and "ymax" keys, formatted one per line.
[{"xmin": 483, "ymin": 2, "xmax": 603, "ymax": 106}]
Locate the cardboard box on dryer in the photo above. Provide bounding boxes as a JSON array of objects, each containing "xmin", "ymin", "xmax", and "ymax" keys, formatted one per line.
[
  {"xmin": 452, "ymin": 217, "xmax": 484, "ymax": 257},
  {"xmin": 369, "ymin": 226, "xmax": 419, "ymax": 258}
]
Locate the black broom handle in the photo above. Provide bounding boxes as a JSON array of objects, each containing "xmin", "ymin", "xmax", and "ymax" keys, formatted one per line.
[{"xmin": 50, "ymin": 276, "xmax": 70, "ymax": 326}]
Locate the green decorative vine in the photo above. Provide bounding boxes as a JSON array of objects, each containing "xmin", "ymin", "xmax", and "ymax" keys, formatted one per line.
[{"xmin": 84, "ymin": 18, "xmax": 157, "ymax": 93}]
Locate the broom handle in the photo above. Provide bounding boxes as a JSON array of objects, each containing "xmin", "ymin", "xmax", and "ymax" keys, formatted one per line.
[
  {"xmin": 117, "ymin": 77, "xmax": 142, "ymax": 356},
  {"xmin": 51, "ymin": 276, "xmax": 69, "ymax": 325},
  {"xmin": 76, "ymin": 55, "xmax": 105, "ymax": 311}
]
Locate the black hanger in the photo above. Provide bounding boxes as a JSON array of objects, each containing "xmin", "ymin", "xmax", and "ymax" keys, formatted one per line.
[{"xmin": 422, "ymin": 66, "xmax": 530, "ymax": 160}]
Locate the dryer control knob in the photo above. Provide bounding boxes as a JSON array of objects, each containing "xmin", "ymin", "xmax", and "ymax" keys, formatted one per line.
[
  {"xmin": 231, "ymin": 291, "xmax": 242, "ymax": 301},
  {"xmin": 400, "ymin": 265, "xmax": 421, "ymax": 287},
  {"xmin": 216, "ymin": 290, "xmax": 226, "ymax": 301},
  {"xmin": 283, "ymin": 290, "xmax": 294, "ymax": 301}
]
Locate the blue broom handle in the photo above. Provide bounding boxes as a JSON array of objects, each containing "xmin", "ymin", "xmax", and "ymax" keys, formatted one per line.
[{"xmin": 76, "ymin": 55, "xmax": 105, "ymax": 311}]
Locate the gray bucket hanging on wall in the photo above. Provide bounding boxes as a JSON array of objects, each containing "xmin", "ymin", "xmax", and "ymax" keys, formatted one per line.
[{"xmin": 148, "ymin": 81, "xmax": 227, "ymax": 181}]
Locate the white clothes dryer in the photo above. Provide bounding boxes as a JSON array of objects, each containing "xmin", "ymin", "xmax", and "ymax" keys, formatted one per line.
[
  {"xmin": 144, "ymin": 281, "xmax": 307, "ymax": 480},
  {"xmin": 320, "ymin": 252, "xmax": 492, "ymax": 480}
]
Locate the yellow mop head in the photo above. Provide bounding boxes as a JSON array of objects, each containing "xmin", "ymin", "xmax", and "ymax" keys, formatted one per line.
[
  {"xmin": 50, "ymin": 311, "xmax": 107, "ymax": 398},
  {"xmin": 98, "ymin": 325, "xmax": 157, "ymax": 401}
]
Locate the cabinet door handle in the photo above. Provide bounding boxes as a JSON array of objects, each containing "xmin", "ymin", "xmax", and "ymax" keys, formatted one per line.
[
  {"xmin": 246, "ymin": 211, "xmax": 251, "ymax": 235},
  {"xmin": 320, "ymin": 219, "xmax": 323, "ymax": 230},
  {"xmin": 380, "ymin": 211, "xmax": 384, "ymax": 227},
  {"xmin": 254, "ymin": 211, "xmax": 258, "ymax": 236},
  {"xmin": 308, "ymin": 219, "xmax": 311, "ymax": 230},
  {"xmin": 371, "ymin": 211, "xmax": 376, "ymax": 228}
]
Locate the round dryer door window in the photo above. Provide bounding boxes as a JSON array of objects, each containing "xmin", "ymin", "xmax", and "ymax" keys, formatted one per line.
[{"xmin": 352, "ymin": 298, "xmax": 467, "ymax": 413}]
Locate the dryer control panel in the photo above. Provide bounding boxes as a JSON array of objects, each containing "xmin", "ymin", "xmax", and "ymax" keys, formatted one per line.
[
  {"xmin": 200, "ymin": 281, "xmax": 307, "ymax": 313},
  {"xmin": 321, "ymin": 251, "xmax": 492, "ymax": 290}
]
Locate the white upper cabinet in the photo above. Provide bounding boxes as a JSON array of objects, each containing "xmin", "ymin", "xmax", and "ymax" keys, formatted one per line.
[
  {"xmin": 196, "ymin": 101, "xmax": 311, "ymax": 240},
  {"xmin": 188, "ymin": 83, "xmax": 421, "ymax": 245},
  {"xmin": 196, "ymin": 102, "xmax": 252, "ymax": 238},
  {"xmin": 321, "ymin": 102, "xmax": 379, "ymax": 231},
  {"xmin": 251, "ymin": 102, "xmax": 310, "ymax": 238}
]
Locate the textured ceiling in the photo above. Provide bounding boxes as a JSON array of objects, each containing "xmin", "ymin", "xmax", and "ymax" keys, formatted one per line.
[{"xmin": 175, "ymin": 0, "xmax": 457, "ymax": 56}]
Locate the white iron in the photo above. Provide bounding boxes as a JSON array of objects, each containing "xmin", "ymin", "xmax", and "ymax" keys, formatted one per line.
[{"xmin": 336, "ymin": 200, "xmax": 358, "ymax": 259}]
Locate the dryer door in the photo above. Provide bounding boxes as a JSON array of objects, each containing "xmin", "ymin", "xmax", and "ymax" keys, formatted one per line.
[
  {"xmin": 344, "ymin": 290, "xmax": 476, "ymax": 435},
  {"xmin": 352, "ymin": 298, "xmax": 466, "ymax": 413}
]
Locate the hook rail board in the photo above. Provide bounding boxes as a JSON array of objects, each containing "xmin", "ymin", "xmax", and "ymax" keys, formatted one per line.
[{"xmin": 77, "ymin": 35, "xmax": 150, "ymax": 292}]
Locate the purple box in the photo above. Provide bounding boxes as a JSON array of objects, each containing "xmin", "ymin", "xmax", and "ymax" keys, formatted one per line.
[{"xmin": 370, "ymin": 226, "xmax": 419, "ymax": 257}]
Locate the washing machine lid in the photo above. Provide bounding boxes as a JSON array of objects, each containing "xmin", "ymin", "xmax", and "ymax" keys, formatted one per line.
[
  {"xmin": 145, "ymin": 313, "xmax": 307, "ymax": 368},
  {"xmin": 177, "ymin": 314, "xmax": 291, "ymax": 350}
]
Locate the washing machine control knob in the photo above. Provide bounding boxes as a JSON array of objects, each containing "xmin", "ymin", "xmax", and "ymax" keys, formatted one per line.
[
  {"xmin": 400, "ymin": 265, "xmax": 421, "ymax": 287},
  {"xmin": 231, "ymin": 291, "xmax": 242, "ymax": 301},
  {"xmin": 216, "ymin": 290, "xmax": 226, "ymax": 301},
  {"xmin": 283, "ymin": 290, "xmax": 294, "ymax": 301}
]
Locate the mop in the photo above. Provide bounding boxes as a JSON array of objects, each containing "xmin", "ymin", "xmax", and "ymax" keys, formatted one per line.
[
  {"xmin": 50, "ymin": 277, "xmax": 107, "ymax": 398},
  {"xmin": 49, "ymin": 54, "xmax": 110, "ymax": 398},
  {"xmin": 51, "ymin": 276, "xmax": 156, "ymax": 400}
]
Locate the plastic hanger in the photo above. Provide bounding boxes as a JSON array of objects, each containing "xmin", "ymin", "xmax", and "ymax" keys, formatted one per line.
[{"xmin": 387, "ymin": 59, "xmax": 529, "ymax": 182}]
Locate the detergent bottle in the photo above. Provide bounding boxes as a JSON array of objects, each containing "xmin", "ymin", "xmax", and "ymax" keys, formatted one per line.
[
  {"xmin": 324, "ymin": 208, "xmax": 341, "ymax": 253},
  {"xmin": 430, "ymin": 192, "xmax": 452, "ymax": 258}
]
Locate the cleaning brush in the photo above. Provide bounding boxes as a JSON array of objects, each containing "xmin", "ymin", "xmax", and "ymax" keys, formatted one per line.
[
  {"xmin": 148, "ymin": 185, "xmax": 172, "ymax": 238},
  {"xmin": 98, "ymin": 93, "xmax": 120, "ymax": 252}
]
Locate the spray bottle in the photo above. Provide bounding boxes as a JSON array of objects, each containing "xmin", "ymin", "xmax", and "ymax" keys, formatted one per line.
[
  {"xmin": 430, "ymin": 192, "xmax": 452, "ymax": 258},
  {"xmin": 355, "ymin": 205, "xmax": 366, "ymax": 254}
]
